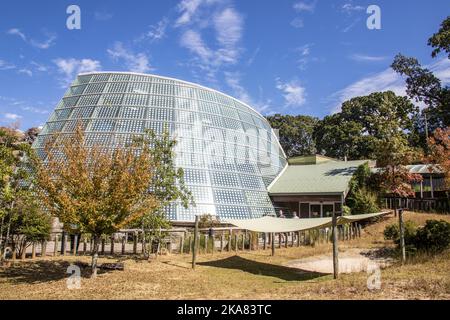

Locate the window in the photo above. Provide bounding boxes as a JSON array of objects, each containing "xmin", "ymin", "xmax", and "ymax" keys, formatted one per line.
[
  {"xmin": 105, "ymin": 82, "xmax": 128, "ymax": 93},
  {"xmin": 184, "ymin": 169, "xmax": 209, "ymax": 185},
  {"xmin": 210, "ymin": 171, "xmax": 240, "ymax": 188},
  {"xmin": 99, "ymin": 94, "xmax": 123, "ymax": 106},
  {"xmin": 95, "ymin": 106, "xmax": 119, "ymax": 119},
  {"xmin": 91, "ymin": 74, "xmax": 110, "ymax": 82},
  {"xmin": 84, "ymin": 83, "xmax": 106, "ymax": 94},
  {"xmin": 71, "ymin": 106, "xmax": 94, "ymax": 119},
  {"xmin": 214, "ymin": 189, "xmax": 245, "ymax": 205},
  {"xmin": 119, "ymin": 106, "xmax": 146, "ymax": 119},
  {"xmin": 77, "ymin": 94, "xmax": 100, "ymax": 106},
  {"xmin": 122, "ymin": 94, "xmax": 148, "ymax": 106},
  {"xmin": 240, "ymin": 174, "xmax": 264, "ymax": 190}
]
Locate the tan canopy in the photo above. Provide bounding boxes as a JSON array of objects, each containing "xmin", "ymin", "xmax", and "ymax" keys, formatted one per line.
[{"xmin": 222, "ymin": 211, "xmax": 391, "ymax": 233}]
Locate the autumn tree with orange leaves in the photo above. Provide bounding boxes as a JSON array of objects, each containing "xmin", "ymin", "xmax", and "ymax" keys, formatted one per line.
[
  {"xmin": 424, "ymin": 127, "xmax": 450, "ymax": 189},
  {"xmin": 34, "ymin": 125, "xmax": 159, "ymax": 277}
]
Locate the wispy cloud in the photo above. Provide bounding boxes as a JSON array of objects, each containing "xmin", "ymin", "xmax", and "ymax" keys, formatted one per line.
[
  {"xmin": 293, "ymin": 1, "xmax": 317, "ymax": 13},
  {"xmin": 174, "ymin": 0, "xmax": 203, "ymax": 27},
  {"xmin": 349, "ymin": 54, "xmax": 388, "ymax": 62},
  {"xmin": 276, "ymin": 78, "xmax": 307, "ymax": 108},
  {"xmin": 290, "ymin": 17, "xmax": 304, "ymax": 28},
  {"xmin": 330, "ymin": 58, "xmax": 450, "ymax": 113},
  {"xmin": 224, "ymin": 71, "xmax": 271, "ymax": 113},
  {"xmin": 4, "ymin": 113, "xmax": 22, "ymax": 120},
  {"xmin": 0, "ymin": 59, "xmax": 16, "ymax": 70},
  {"xmin": 107, "ymin": 42, "xmax": 153, "ymax": 73},
  {"xmin": 7, "ymin": 28, "xmax": 56, "ymax": 49},
  {"xmin": 341, "ymin": 3, "xmax": 365, "ymax": 14},
  {"xmin": 18, "ymin": 68, "xmax": 32, "ymax": 77},
  {"xmin": 136, "ymin": 18, "xmax": 169, "ymax": 43},
  {"xmin": 53, "ymin": 58, "xmax": 102, "ymax": 87},
  {"xmin": 176, "ymin": 1, "xmax": 244, "ymax": 83}
]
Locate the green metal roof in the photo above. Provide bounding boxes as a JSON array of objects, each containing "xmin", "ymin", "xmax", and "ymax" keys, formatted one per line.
[{"xmin": 268, "ymin": 160, "xmax": 369, "ymax": 195}]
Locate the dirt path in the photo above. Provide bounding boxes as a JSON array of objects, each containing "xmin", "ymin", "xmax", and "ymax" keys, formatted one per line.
[{"xmin": 285, "ymin": 248, "xmax": 394, "ymax": 274}]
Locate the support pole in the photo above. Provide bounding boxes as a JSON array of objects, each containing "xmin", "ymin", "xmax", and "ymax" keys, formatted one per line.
[
  {"xmin": 332, "ymin": 195, "xmax": 342, "ymax": 279},
  {"xmin": 399, "ymin": 208, "xmax": 406, "ymax": 264},
  {"xmin": 271, "ymin": 232, "xmax": 275, "ymax": 256},
  {"xmin": 192, "ymin": 215, "xmax": 199, "ymax": 269}
]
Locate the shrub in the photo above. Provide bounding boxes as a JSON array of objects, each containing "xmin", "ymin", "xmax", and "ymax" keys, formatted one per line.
[
  {"xmin": 383, "ymin": 221, "xmax": 417, "ymax": 246},
  {"xmin": 414, "ymin": 220, "xmax": 450, "ymax": 253},
  {"xmin": 349, "ymin": 188, "xmax": 380, "ymax": 214}
]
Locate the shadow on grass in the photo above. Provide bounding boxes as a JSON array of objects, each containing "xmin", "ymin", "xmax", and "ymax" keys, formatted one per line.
[
  {"xmin": 198, "ymin": 255, "xmax": 328, "ymax": 281},
  {"xmin": 0, "ymin": 260, "xmax": 114, "ymax": 284}
]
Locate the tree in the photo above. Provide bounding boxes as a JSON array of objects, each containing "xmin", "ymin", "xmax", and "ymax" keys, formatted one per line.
[
  {"xmin": 391, "ymin": 54, "xmax": 449, "ymax": 131},
  {"xmin": 0, "ymin": 125, "xmax": 41, "ymax": 260},
  {"xmin": 34, "ymin": 125, "xmax": 160, "ymax": 277},
  {"xmin": 424, "ymin": 127, "xmax": 450, "ymax": 189},
  {"xmin": 265, "ymin": 114, "xmax": 318, "ymax": 157},
  {"xmin": 315, "ymin": 91, "xmax": 418, "ymax": 160},
  {"xmin": 428, "ymin": 16, "xmax": 450, "ymax": 59},
  {"xmin": 392, "ymin": 16, "xmax": 450, "ymax": 135},
  {"xmin": 23, "ymin": 127, "xmax": 41, "ymax": 145},
  {"xmin": 131, "ymin": 128, "xmax": 193, "ymax": 256}
]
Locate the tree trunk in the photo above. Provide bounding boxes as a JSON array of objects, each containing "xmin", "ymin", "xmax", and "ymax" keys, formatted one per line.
[
  {"xmin": 398, "ymin": 209, "xmax": 406, "ymax": 264},
  {"xmin": 0, "ymin": 216, "xmax": 4, "ymax": 258},
  {"xmin": 91, "ymin": 235, "xmax": 100, "ymax": 278},
  {"xmin": 2, "ymin": 202, "xmax": 14, "ymax": 261}
]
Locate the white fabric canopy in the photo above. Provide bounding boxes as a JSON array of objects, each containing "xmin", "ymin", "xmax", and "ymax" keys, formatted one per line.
[{"xmin": 222, "ymin": 211, "xmax": 391, "ymax": 233}]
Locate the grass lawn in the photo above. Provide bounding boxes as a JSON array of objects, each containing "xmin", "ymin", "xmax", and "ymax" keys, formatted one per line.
[{"xmin": 0, "ymin": 211, "xmax": 449, "ymax": 300}]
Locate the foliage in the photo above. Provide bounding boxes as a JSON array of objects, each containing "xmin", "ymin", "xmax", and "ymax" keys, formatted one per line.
[
  {"xmin": 428, "ymin": 16, "xmax": 450, "ymax": 59},
  {"xmin": 384, "ymin": 221, "xmax": 418, "ymax": 246},
  {"xmin": 414, "ymin": 220, "xmax": 450, "ymax": 253},
  {"xmin": 424, "ymin": 127, "xmax": 450, "ymax": 189},
  {"xmin": 34, "ymin": 125, "xmax": 159, "ymax": 275},
  {"xmin": 373, "ymin": 133, "xmax": 423, "ymax": 198},
  {"xmin": 0, "ymin": 125, "xmax": 42, "ymax": 259},
  {"xmin": 314, "ymin": 91, "xmax": 418, "ymax": 160},
  {"xmin": 198, "ymin": 214, "xmax": 220, "ymax": 229},
  {"xmin": 347, "ymin": 188, "xmax": 380, "ymax": 215},
  {"xmin": 133, "ymin": 127, "xmax": 193, "ymax": 211},
  {"xmin": 265, "ymin": 114, "xmax": 318, "ymax": 157}
]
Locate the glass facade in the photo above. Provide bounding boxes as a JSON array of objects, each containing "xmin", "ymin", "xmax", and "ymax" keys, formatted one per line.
[{"xmin": 33, "ymin": 72, "xmax": 287, "ymax": 222}]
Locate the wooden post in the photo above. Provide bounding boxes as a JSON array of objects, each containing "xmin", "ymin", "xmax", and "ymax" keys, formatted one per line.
[
  {"xmin": 61, "ymin": 232, "xmax": 66, "ymax": 256},
  {"xmin": 263, "ymin": 233, "xmax": 267, "ymax": 250},
  {"xmin": 228, "ymin": 230, "xmax": 232, "ymax": 252},
  {"xmin": 133, "ymin": 233, "xmax": 137, "ymax": 254},
  {"xmin": 284, "ymin": 233, "xmax": 288, "ymax": 248},
  {"xmin": 399, "ymin": 209, "xmax": 406, "ymax": 264},
  {"xmin": 278, "ymin": 233, "xmax": 281, "ymax": 249},
  {"xmin": 121, "ymin": 235, "xmax": 126, "ymax": 255},
  {"xmin": 41, "ymin": 240, "xmax": 47, "ymax": 257},
  {"xmin": 53, "ymin": 235, "xmax": 58, "ymax": 256},
  {"xmin": 297, "ymin": 231, "xmax": 300, "ymax": 247},
  {"xmin": 211, "ymin": 235, "xmax": 215, "ymax": 254},
  {"xmin": 180, "ymin": 237, "xmax": 184, "ymax": 254},
  {"xmin": 72, "ymin": 235, "xmax": 78, "ymax": 255},
  {"xmin": 271, "ymin": 232, "xmax": 275, "ymax": 256},
  {"xmin": 204, "ymin": 235, "xmax": 208, "ymax": 254},
  {"xmin": 241, "ymin": 233, "xmax": 245, "ymax": 251},
  {"xmin": 83, "ymin": 239, "xmax": 87, "ymax": 255},
  {"xmin": 220, "ymin": 233, "xmax": 224, "ymax": 252},
  {"xmin": 234, "ymin": 233, "xmax": 238, "ymax": 254},
  {"xmin": 188, "ymin": 236, "xmax": 192, "ymax": 254},
  {"xmin": 192, "ymin": 215, "xmax": 199, "ymax": 269},
  {"xmin": 31, "ymin": 243, "xmax": 36, "ymax": 259},
  {"xmin": 101, "ymin": 238, "xmax": 105, "ymax": 255}
]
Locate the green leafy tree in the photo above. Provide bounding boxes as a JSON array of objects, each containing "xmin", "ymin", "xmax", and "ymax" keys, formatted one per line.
[
  {"xmin": 265, "ymin": 114, "xmax": 318, "ymax": 157},
  {"xmin": 428, "ymin": 16, "xmax": 450, "ymax": 59},
  {"xmin": 0, "ymin": 125, "xmax": 41, "ymax": 260},
  {"xmin": 315, "ymin": 91, "xmax": 418, "ymax": 160},
  {"xmin": 131, "ymin": 128, "xmax": 194, "ymax": 254}
]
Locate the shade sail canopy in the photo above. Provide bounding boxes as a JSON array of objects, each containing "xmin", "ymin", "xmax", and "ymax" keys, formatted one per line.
[{"xmin": 222, "ymin": 211, "xmax": 391, "ymax": 233}]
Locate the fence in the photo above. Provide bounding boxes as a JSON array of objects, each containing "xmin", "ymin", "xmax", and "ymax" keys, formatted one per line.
[
  {"xmin": 2, "ymin": 222, "xmax": 364, "ymax": 260},
  {"xmin": 383, "ymin": 197, "xmax": 449, "ymax": 214}
]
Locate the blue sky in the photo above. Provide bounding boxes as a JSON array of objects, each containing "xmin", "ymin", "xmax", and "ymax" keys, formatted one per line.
[{"xmin": 0, "ymin": 0, "xmax": 449, "ymax": 130}]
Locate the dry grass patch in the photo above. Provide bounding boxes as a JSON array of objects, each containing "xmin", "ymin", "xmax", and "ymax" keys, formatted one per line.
[{"xmin": 0, "ymin": 211, "xmax": 449, "ymax": 300}]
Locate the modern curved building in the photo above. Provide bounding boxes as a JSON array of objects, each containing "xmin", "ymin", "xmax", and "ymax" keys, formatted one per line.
[{"xmin": 33, "ymin": 72, "xmax": 287, "ymax": 222}]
